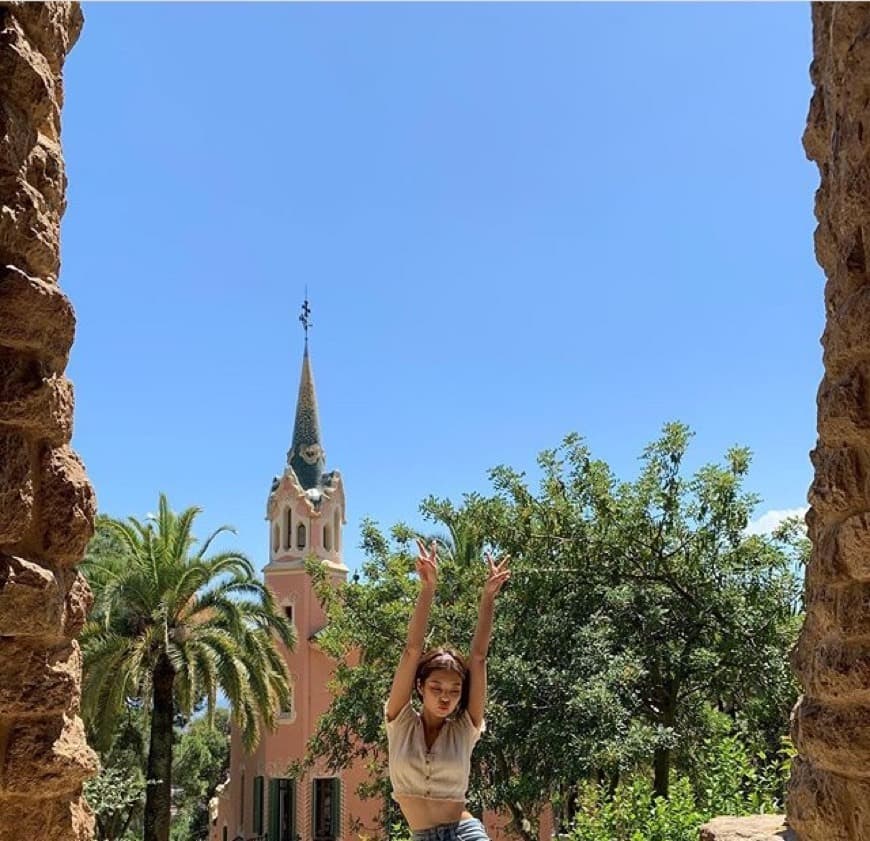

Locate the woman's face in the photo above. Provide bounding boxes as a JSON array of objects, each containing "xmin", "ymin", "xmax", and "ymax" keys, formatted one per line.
[{"xmin": 418, "ymin": 668, "xmax": 463, "ymax": 719}]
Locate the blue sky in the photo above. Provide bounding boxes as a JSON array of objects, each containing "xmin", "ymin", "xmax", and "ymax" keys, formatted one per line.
[{"xmin": 62, "ymin": 3, "xmax": 820, "ymax": 571}]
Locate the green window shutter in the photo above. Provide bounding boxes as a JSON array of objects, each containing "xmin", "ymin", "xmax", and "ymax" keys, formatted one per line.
[
  {"xmin": 268, "ymin": 779, "xmax": 279, "ymax": 841},
  {"xmin": 331, "ymin": 778, "xmax": 341, "ymax": 839},
  {"xmin": 254, "ymin": 776, "xmax": 264, "ymax": 835}
]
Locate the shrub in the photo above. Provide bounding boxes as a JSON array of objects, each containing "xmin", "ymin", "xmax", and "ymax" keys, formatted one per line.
[
  {"xmin": 565, "ymin": 733, "xmax": 794, "ymax": 841},
  {"xmin": 567, "ymin": 776, "xmax": 703, "ymax": 841}
]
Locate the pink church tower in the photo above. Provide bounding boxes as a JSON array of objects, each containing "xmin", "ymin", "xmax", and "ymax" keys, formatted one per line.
[{"xmin": 211, "ymin": 304, "xmax": 382, "ymax": 841}]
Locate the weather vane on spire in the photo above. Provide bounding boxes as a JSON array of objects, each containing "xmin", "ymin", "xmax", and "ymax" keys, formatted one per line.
[{"xmin": 299, "ymin": 291, "xmax": 312, "ymax": 345}]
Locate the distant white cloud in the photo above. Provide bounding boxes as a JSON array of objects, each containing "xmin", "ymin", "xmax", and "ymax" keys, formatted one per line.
[{"xmin": 746, "ymin": 506, "xmax": 809, "ymax": 536}]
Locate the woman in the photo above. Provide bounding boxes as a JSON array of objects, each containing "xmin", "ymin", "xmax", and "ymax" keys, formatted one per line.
[{"xmin": 385, "ymin": 538, "xmax": 510, "ymax": 841}]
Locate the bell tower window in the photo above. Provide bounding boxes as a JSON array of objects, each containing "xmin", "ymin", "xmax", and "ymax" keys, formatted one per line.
[
  {"xmin": 323, "ymin": 524, "xmax": 332, "ymax": 552},
  {"xmin": 284, "ymin": 509, "xmax": 292, "ymax": 549},
  {"xmin": 272, "ymin": 523, "xmax": 280, "ymax": 554},
  {"xmin": 279, "ymin": 682, "xmax": 295, "ymax": 719},
  {"xmin": 297, "ymin": 522, "xmax": 307, "ymax": 549}
]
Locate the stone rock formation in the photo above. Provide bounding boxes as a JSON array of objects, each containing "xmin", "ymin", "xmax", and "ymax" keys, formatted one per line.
[
  {"xmin": 699, "ymin": 816, "xmax": 795, "ymax": 841},
  {"xmin": 0, "ymin": 3, "xmax": 97, "ymax": 840},
  {"xmin": 786, "ymin": 4, "xmax": 870, "ymax": 841}
]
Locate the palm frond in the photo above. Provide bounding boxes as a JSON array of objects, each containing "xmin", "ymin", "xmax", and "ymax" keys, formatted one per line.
[{"xmin": 195, "ymin": 524, "xmax": 238, "ymax": 560}]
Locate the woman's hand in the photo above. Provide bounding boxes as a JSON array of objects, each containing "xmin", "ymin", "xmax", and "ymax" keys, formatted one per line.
[
  {"xmin": 415, "ymin": 538, "xmax": 438, "ymax": 589},
  {"xmin": 483, "ymin": 551, "xmax": 511, "ymax": 599}
]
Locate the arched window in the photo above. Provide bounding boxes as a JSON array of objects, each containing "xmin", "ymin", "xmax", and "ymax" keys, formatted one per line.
[
  {"xmin": 333, "ymin": 509, "xmax": 341, "ymax": 552},
  {"xmin": 297, "ymin": 522, "xmax": 306, "ymax": 549},
  {"xmin": 280, "ymin": 682, "xmax": 295, "ymax": 719},
  {"xmin": 272, "ymin": 523, "xmax": 280, "ymax": 554},
  {"xmin": 323, "ymin": 524, "xmax": 332, "ymax": 552},
  {"xmin": 284, "ymin": 508, "xmax": 292, "ymax": 550}
]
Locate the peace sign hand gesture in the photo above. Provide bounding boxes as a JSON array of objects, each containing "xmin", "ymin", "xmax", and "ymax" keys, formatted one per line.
[
  {"xmin": 483, "ymin": 551, "xmax": 511, "ymax": 599},
  {"xmin": 415, "ymin": 538, "xmax": 438, "ymax": 590}
]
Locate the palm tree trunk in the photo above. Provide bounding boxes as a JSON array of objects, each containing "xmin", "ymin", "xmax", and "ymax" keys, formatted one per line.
[{"xmin": 144, "ymin": 654, "xmax": 175, "ymax": 841}]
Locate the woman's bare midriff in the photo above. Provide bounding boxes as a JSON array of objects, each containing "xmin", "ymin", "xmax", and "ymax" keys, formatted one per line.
[{"xmin": 394, "ymin": 794, "xmax": 474, "ymax": 831}]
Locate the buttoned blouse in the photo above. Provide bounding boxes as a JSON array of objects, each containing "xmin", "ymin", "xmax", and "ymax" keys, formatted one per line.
[{"xmin": 385, "ymin": 701, "xmax": 484, "ymax": 802}]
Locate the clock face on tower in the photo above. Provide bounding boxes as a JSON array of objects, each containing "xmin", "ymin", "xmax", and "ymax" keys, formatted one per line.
[{"xmin": 298, "ymin": 443, "xmax": 324, "ymax": 465}]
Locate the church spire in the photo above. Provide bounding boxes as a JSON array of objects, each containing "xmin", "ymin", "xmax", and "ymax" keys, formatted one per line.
[{"xmin": 287, "ymin": 297, "xmax": 326, "ymax": 490}]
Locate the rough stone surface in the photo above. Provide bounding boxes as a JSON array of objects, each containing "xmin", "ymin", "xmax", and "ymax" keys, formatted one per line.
[
  {"xmin": 0, "ymin": 3, "xmax": 94, "ymax": 838},
  {"xmin": 834, "ymin": 580, "xmax": 870, "ymax": 634},
  {"xmin": 830, "ymin": 514, "xmax": 870, "ymax": 581},
  {"xmin": 0, "ymin": 556, "xmax": 92, "ymax": 642},
  {"xmin": 0, "ymin": 429, "xmax": 33, "ymax": 543},
  {"xmin": 807, "ymin": 444, "xmax": 869, "ymax": 517},
  {"xmin": 803, "ymin": 636, "xmax": 870, "ymax": 702},
  {"xmin": 0, "ymin": 557, "xmax": 93, "ymax": 627},
  {"xmin": 788, "ymin": 757, "xmax": 870, "ymax": 841},
  {"xmin": 2, "ymin": 714, "xmax": 98, "ymax": 796},
  {"xmin": 39, "ymin": 444, "xmax": 96, "ymax": 565},
  {"xmin": 0, "ymin": 346, "xmax": 74, "ymax": 443},
  {"xmin": 698, "ymin": 815, "xmax": 795, "ymax": 841},
  {"xmin": 0, "ymin": 3, "xmax": 83, "ymax": 281},
  {"xmin": 787, "ymin": 4, "xmax": 870, "ymax": 840},
  {"xmin": 61, "ymin": 569, "xmax": 92, "ymax": 638},
  {"xmin": 791, "ymin": 698, "xmax": 870, "ymax": 777},
  {"xmin": 0, "ymin": 639, "xmax": 82, "ymax": 716},
  {"xmin": 817, "ymin": 363, "xmax": 870, "ymax": 441},
  {"xmin": 0, "ymin": 795, "xmax": 94, "ymax": 841},
  {"xmin": 0, "ymin": 265, "xmax": 75, "ymax": 369},
  {"xmin": 0, "ymin": 554, "xmax": 63, "ymax": 636}
]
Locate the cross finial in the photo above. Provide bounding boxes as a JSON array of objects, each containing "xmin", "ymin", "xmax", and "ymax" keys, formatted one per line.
[{"xmin": 299, "ymin": 292, "xmax": 312, "ymax": 344}]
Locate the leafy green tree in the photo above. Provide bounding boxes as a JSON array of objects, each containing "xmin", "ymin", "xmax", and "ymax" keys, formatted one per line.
[
  {"xmin": 170, "ymin": 709, "xmax": 231, "ymax": 841},
  {"xmin": 487, "ymin": 424, "xmax": 802, "ymax": 798},
  {"xmin": 85, "ymin": 767, "xmax": 146, "ymax": 841},
  {"xmin": 601, "ymin": 425, "xmax": 801, "ymax": 797},
  {"xmin": 84, "ymin": 704, "xmax": 149, "ymax": 841},
  {"xmin": 81, "ymin": 494, "xmax": 295, "ymax": 841}
]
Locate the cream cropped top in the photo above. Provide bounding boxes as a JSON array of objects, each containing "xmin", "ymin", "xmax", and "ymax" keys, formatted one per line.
[{"xmin": 385, "ymin": 701, "xmax": 484, "ymax": 802}]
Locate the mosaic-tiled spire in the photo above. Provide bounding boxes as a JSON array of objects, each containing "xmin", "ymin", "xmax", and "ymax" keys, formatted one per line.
[{"xmin": 287, "ymin": 341, "xmax": 326, "ymax": 490}]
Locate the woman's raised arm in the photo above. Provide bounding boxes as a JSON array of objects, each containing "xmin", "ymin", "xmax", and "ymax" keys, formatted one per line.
[
  {"xmin": 466, "ymin": 552, "xmax": 510, "ymax": 729},
  {"xmin": 386, "ymin": 539, "xmax": 438, "ymax": 722}
]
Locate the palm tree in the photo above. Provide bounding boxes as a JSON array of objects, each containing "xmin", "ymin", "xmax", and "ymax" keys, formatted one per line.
[
  {"xmin": 417, "ymin": 495, "xmax": 488, "ymax": 567},
  {"xmin": 81, "ymin": 494, "xmax": 295, "ymax": 841}
]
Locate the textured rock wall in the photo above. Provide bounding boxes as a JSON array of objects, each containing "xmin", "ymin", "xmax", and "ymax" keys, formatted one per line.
[
  {"xmin": 0, "ymin": 3, "xmax": 97, "ymax": 840},
  {"xmin": 787, "ymin": 4, "xmax": 870, "ymax": 840},
  {"xmin": 699, "ymin": 816, "xmax": 794, "ymax": 841}
]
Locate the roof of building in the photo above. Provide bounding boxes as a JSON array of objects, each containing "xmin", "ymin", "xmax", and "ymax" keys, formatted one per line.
[{"xmin": 286, "ymin": 342, "xmax": 326, "ymax": 491}]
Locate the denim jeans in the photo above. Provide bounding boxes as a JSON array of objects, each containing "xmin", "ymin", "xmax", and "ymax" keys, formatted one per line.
[{"xmin": 411, "ymin": 818, "xmax": 490, "ymax": 841}]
